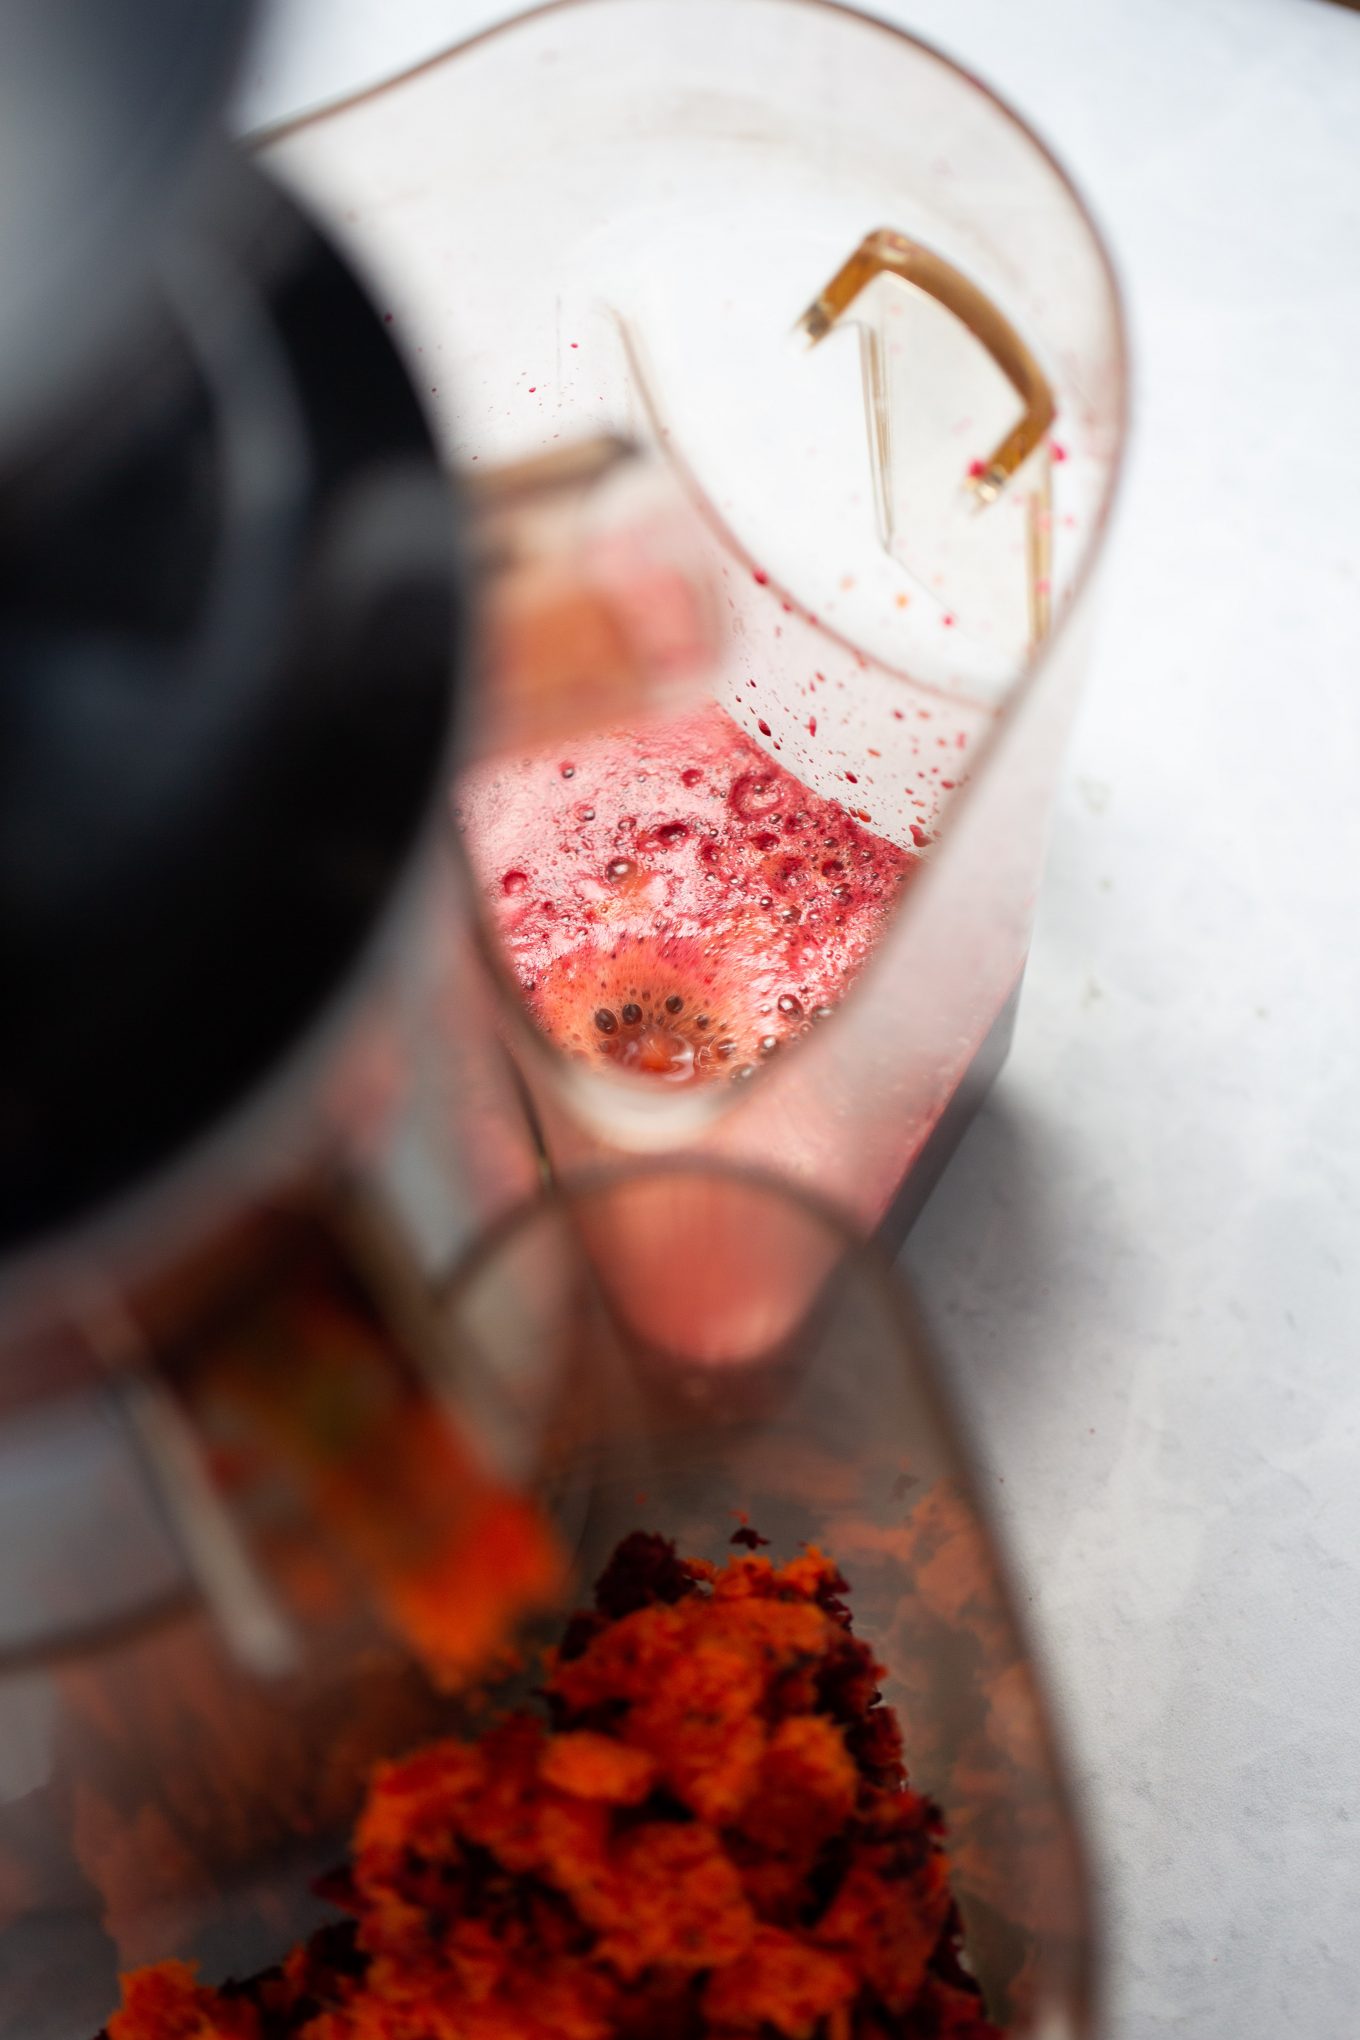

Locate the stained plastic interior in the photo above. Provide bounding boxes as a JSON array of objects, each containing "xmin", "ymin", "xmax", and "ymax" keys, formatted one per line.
[{"xmin": 260, "ymin": 0, "xmax": 1125, "ymax": 1230}]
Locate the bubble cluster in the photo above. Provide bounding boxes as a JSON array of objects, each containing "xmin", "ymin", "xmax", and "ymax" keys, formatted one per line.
[{"xmin": 463, "ymin": 701, "xmax": 919, "ymax": 1090}]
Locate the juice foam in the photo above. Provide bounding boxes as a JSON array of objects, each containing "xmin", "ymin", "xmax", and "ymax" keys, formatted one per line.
[{"xmin": 458, "ymin": 701, "xmax": 917, "ymax": 1082}]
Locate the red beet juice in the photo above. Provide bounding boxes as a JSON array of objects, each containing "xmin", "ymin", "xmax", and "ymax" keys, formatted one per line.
[{"xmin": 457, "ymin": 700, "xmax": 918, "ymax": 1082}]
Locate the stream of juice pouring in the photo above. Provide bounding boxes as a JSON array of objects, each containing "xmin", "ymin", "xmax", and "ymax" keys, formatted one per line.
[{"xmin": 457, "ymin": 699, "xmax": 919, "ymax": 1080}]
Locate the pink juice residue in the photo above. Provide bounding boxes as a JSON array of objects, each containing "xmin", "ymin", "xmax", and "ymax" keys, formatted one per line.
[{"xmin": 457, "ymin": 701, "xmax": 917, "ymax": 1083}]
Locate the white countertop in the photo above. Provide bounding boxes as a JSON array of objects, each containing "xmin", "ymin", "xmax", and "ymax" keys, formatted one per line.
[{"xmin": 239, "ymin": 4, "xmax": 1360, "ymax": 2033}]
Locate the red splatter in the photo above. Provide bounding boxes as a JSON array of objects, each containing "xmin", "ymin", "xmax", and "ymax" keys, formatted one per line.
[
  {"xmin": 966, "ymin": 458, "xmax": 987, "ymax": 478},
  {"xmin": 941, "ymin": 613, "xmax": 956, "ymax": 629},
  {"xmin": 910, "ymin": 824, "xmax": 931, "ymax": 849},
  {"xmin": 844, "ymin": 772, "xmax": 859, "ymax": 785},
  {"xmin": 807, "ymin": 716, "xmax": 817, "ymax": 737},
  {"xmin": 757, "ymin": 719, "xmax": 772, "ymax": 737},
  {"xmin": 752, "ymin": 568, "xmax": 769, "ymax": 585},
  {"xmin": 1051, "ymin": 441, "xmax": 1068, "ymax": 463}
]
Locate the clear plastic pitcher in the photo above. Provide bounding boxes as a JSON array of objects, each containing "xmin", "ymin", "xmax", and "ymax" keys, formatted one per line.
[
  {"xmin": 2, "ymin": 1164, "xmax": 1097, "ymax": 2039},
  {"xmin": 260, "ymin": 0, "xmax": 1128, "ymax": 1242}
]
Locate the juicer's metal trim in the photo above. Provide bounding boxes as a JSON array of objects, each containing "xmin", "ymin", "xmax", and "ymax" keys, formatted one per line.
[
  {"xmin": 0, "ymin": 1291, "xmax": 301, "ymax": 1683},
  {"xmin": 90, "ymin": 1293, "xmax": 302, "ymax": 1682}
]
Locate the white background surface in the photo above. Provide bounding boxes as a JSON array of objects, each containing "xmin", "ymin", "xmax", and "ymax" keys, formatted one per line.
[{"xmin": 238, "ymin": 4, "xmax": 1360, "ymax": 2034}]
